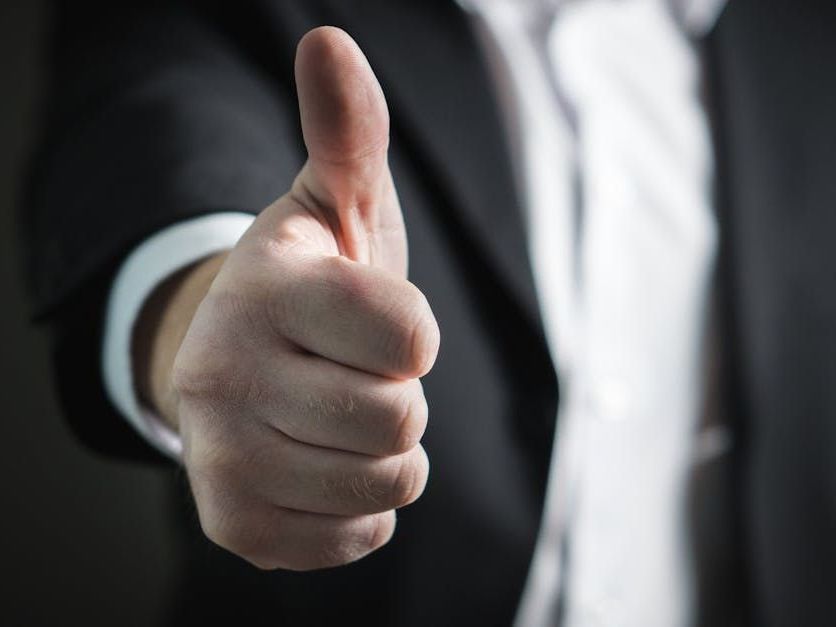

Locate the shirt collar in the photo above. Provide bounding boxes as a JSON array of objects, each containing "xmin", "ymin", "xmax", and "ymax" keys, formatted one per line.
[{"xmin": 454, "ymin": 0, "xmax": 727, "ymax": 38}]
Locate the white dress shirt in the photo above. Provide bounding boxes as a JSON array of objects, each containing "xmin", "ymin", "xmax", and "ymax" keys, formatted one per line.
[
  {"xmin": 460, "ymin": 2, "xmax": 726, "ymax": 625},
  {"xmin": 102, "ymin": 1, "xmax": 728, "ymax": 624}
]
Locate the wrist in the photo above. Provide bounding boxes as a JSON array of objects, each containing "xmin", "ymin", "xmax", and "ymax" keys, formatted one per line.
[{"xmin": 132, "ymin": 252, "xmax": 229, "ymax": 431}]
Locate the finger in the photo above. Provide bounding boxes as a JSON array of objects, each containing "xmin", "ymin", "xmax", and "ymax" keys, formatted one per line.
[
  {"xmin": 295, "ymin": 26, "xmax": 389, "ymax": 212},
  {"xmin": 294, "ymin": 26, "xmax": 405, "ymax": 272},
  {"xmin": 259, "ymin": 351, "xmax": 428, "ymax": 457},
  {"xmin": 272, "ymin": 254, "xmax": 439, "ymax": 379},
  {"xmin": 251, "ymin": 430, "xmax": 429, "ymax": 517},
  {"xmin": 199, "ymin": 492, "xmax": 396, "ymax": 571},
  {"xmin": 185, "ymin": 415, "xmax": 428, "ymax": 517}
]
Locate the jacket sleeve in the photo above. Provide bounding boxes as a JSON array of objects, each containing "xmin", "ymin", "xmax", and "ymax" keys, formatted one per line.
[{"xmin": 21, "ymin": 1, "xmax": 306, "ymax": 461}]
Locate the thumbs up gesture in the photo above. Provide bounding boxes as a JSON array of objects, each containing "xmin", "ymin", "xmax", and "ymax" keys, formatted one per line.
[{"xmin": 143, "ymin": 27, "xmax": 440, "ymax": 570}]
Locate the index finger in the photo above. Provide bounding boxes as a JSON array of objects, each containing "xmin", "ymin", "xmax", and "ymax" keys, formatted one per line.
[{"xmin": 270, "ymin": 254, "xmax": 440, "ymax": 380}]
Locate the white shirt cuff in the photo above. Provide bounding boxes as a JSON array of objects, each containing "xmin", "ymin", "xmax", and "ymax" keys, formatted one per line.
[{"xmin": 101, "ymin": 212, "xmax": 256, "ymax": 460}]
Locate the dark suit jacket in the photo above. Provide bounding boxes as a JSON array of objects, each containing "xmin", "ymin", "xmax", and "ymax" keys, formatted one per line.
[{"xmin": 22, "ymin": 1, "xmax": 836, "ymax": 625}]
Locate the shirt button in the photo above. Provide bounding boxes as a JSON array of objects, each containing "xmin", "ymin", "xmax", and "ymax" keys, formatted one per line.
[
  {"xmin": 579, "ymin": 597, "xmax": 621, "ymax": 626},
  {"xmin": 589, "ymin": 376, "xmax": 632, "ymax": 421},
  {"xmin": 603, "ymin": 595, "xmax": 625, "ymax": 624}
]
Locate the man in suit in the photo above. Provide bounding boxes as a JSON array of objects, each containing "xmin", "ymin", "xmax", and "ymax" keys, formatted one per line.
[{"xmin": 23, "ymin": 1, "xmax": 836, "ymax": 625}]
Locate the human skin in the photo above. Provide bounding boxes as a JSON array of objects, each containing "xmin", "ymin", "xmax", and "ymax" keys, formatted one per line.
[{"xmin": 133, "ymin": 26, "xmax": 440, "ymax": 571}]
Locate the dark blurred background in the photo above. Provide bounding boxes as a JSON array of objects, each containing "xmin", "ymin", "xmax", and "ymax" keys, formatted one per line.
[{"xmin": 1, "ymin": 3, "xmax": 178, "ymax": 624}]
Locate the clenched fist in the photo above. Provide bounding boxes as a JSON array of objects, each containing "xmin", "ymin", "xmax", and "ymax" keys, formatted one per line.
[{"xmin": 135, "ymin": 27, "xmax": 440, "ymax": 571}]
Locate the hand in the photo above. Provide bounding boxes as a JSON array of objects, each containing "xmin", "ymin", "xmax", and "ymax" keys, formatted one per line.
[{"xmin": 136, "ymin": 27, "xmax": 440, "ymax": 570}]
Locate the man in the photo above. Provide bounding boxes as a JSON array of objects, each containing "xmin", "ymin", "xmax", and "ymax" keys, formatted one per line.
[{"xmin": 23, "ymin": 0, "xmax": 836, "ymax": 625}]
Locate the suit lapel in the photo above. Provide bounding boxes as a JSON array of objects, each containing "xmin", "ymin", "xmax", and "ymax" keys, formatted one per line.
[{"xmin": 702, "ymin": 3, "xmax": 836, "ymax": 622}]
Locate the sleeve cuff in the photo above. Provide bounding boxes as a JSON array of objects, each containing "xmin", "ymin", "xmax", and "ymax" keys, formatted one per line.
[{"xmin": 101, "ymin": 212, "xmax": 256, "ymax": 460}]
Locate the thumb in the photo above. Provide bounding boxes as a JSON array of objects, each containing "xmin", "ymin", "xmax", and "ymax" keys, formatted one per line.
[{"xmin": 294, "ymin": 26, "xmax": 406, "ymax": 274}]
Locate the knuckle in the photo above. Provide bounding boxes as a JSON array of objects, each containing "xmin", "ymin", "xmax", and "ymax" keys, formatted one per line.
[
  {"xmin": 389, "ymin": 386, "xmax": 428, "ymax": 455},
  {"xmin": 391, "ymin": 288, "xmax": 440, "ymax": 377},
  {"xmin": 389, "ymin": 451, "xmax": 427, "ymax": 508},
  {"xmin": 184, "ymin": 428, "xmax": 238, "ymax": 480},
  {"xmin": 311, "ymin": 516, "xmax": 388, "ymax": 570},
  {"xmin": 198, "ymin": 496, "xmax": 243, "ymax": 554},
  {"xmin": 236, "ymin": 520, "xmax": 283, "ymax": 570},
  {"xmin": 171, "ymin": 355, "xmax": 226, "ymax": 401},
  {"xmin": 366, "ymin": 511, "xmax": 396, "ymax": 552},
  {"xmin": 199, "ymin": 497, "xmax": 279, "ymax": 568},
  {"xmin": 200, "ymin": 515, "xmax": 227, "ymax": 550},
  {"xmin": 170, "ymin": 357, "xmax": 210, "ymax": 399},
  {"xmin": 189, "ymin": 462, "xmax": 241, "ymax": 547},
  {"xmin": 208, "ymin": 520, "xmax": 245, "ymax": 555},
  {"xmin": 383, "ymin": 318, "xmax": 416, "ymax": 376},
  {"xmin": 408, "ymin": 294, "xmax": 441, "ymax": 377}
]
